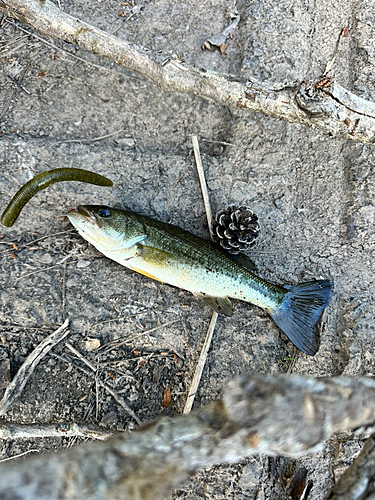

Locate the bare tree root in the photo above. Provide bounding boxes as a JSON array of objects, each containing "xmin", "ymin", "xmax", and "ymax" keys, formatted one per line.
[
  {"xmin": 1, "ymin": 0, "xmax": 375, "ymax": 144},
  {"xmin": 0, "ymin": 374, "xmax": 375, "ymax": 500}
]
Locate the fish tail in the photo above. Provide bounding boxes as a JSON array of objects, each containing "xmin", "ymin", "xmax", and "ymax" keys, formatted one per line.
[{"xmin": 270, "ymin": 280, "xmax": 333, "ymax": 356}]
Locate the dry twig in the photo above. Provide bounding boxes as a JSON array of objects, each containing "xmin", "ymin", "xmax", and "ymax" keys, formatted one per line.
[
  {"xmin": 60, "ymin": 128, "xmax": 126, "ymax": 143},
  {"xmin": 191, "ymin": 135, "xmax": 214, "ymax": 232},
  {"xmin": 0, "ymin": 449, "xmax": 39, "ymax": 462},
  {"xmin": 0, "ymin": 421, "xmax": 117, "ymax": 441},
  {"xmin": 0, "ymin": 61, "xmax": 29, "ymax": 120},
  {"xmin": 1, "ymin": 0, "xmax": 375, "ymax": 144},
  {"xmin": 0, "ymin": 374, "xmax": 375, "ymax": 499},
  {"xmin": 183, "ymin": 135, "xmax": 218, "ymax": 414},
  {"xmin": 183, "ymin": 313, "xmax": 218, "ymax": 413},
  {"xmin": 64, "ymin": 342, "xmax": 142, "ymax": 425},
  {"xmin": 0, "ymin": 319, "xmax": 70, "ymax": 416}
]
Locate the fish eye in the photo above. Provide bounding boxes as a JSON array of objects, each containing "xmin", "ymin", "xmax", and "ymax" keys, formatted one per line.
[{"xmin": 97, "ymin": 207, "xmax": 111, "ymax": 218}]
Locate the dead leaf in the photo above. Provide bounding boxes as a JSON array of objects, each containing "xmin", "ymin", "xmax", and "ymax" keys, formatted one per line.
[
  {"xmin": 164, "ymin": 387, "xmax": 171, "ymax": 408},
  {"xmin": 83, "ymin": 338, "xmax": 101, "ymax": 351},
  {"xmin": 219, "ymin": 43, "xmax": 227, "ymax": 55}
]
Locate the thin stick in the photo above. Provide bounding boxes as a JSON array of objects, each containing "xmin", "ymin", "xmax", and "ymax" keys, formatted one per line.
[
  {"xmin": 324, "ymin": 27, "xmax": 348, "ymax": 75},
  {"xmin": 103, "ymin": 319, "xmax": 180, "ymax": 352},
  {"xmin": 183, "ymin": 314, "xmax": 218, "ymax": 413},
  {"xmin": 0, "ymin": 319, "xmax": 70, "ymax": 415},
  {"xmin": 9, "ymin": 21, "xmax": 113, "ymax": 73},
  {"xmin": 0, "ymin": 449, "xmax": 39, "ymax": 462},
  {"xmin": 183, "ymin": 135, "xmax": 218, "ymax": 414},
  {"xmin": 60, "ymin": 129, "xmax": 125, "ymax": 143},
  {"xmin": 0, "ymin": 230, "xmax": 76, "ymax": 255},
  {"xmin": 7, "ymin": 73, "xmax": 31, "ymax": 95},
  {"xmin": 191, "ymin": 135, "xmax": 213, "ymax": 232},
  {"xmin": 0, "ymin": 422, "xmax": 117, "ymax": 441},
  {"xmin": 64, "ymin": 342, "xmax": 142, "ymax": 425},
  {"xmin": 0, "ymin": 62, "xmax": 29, "ymax": 121},
  {"xmin": 0, "ymin": 34, "xmax": 28, "ymax": 46},
  {"xmin": 201, "ymin": 139, "xmax": 235, "ymax": 147},
  {"xmin": 14, "ymin": 260, "xmax": 78, "ymax": 282}
]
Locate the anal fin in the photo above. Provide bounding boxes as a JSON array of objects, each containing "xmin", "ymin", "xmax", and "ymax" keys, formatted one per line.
[{"xmin": 195, "ymin": 293, "xmax": 233, "ymax": 317}]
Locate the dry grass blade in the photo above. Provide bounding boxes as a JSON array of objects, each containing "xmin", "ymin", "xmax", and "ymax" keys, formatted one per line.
[{"xmin": 0, "ymin": 319, "xmax": 70, "ymax": 416}]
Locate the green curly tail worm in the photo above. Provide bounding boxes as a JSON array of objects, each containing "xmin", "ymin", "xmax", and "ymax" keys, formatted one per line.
[{"xmin": 1, "ymin": 168, "xmax": 113, "ymax": 227}]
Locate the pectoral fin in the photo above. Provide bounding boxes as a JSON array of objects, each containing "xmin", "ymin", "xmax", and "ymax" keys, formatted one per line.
[
  {"xmin": 129, "ymin": 244, "xmax": 174, "ymax": 283},
  {"xmin": 136, "ymin": 244, "xmax": 173, "ymax": 266},
  {"xmin": 195, "ymin": 293, "xmax": 233, "ymax": 317}
]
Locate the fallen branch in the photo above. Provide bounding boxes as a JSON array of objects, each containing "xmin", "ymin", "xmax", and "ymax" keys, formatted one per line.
[
  {"xmin": 1, "ymin": 0, "xmax": 375, "ymax": 144},
  {"xmin": 1, "ymin": 374, "xmax": 375, "ymax": 500}
]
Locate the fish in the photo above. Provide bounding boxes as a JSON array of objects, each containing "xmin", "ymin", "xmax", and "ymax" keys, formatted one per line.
[{"xmin": 67, "ymin": 205, "xmax": 334, "ymax": 356}]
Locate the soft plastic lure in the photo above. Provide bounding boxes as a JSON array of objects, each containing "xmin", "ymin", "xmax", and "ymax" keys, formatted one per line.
[{"xmin": 1, "ymin": 168, "xmax": 113, "ymax": 227}]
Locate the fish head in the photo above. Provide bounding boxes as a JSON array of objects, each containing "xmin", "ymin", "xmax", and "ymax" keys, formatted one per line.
[{"xmin": 67, "ymin": 205, "xmax": 144, "ymax": 253}]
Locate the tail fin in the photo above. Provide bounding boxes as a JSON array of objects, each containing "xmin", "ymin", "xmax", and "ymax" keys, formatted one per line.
[{"xmin": 270, "ymin": 280, "xmax": 333, "ymax": 356}]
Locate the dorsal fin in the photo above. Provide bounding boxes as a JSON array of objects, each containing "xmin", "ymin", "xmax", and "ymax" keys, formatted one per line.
[{"xmin": 228, "ymin": 252, "xmax": 257, "ymax": 272}]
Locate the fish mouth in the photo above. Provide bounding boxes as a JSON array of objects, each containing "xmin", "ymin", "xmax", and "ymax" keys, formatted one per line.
[
  {"xmin": 76, "ymin": 205, "xmax": 97, "ymax": 223},
  {"xmin": 66, "ymin": 206, "xmax": 97, "ymax": 225}
]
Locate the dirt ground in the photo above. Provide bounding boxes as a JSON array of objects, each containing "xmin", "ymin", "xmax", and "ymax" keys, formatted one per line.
[{"xmin": 0, "ymin": 0, "xmax": 375, "ymax": 498}]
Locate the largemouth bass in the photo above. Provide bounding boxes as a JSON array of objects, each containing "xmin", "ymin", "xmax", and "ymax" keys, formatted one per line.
[{"xmin": 67, "ymin": 205, "xmax": 333, "ymax": 356}]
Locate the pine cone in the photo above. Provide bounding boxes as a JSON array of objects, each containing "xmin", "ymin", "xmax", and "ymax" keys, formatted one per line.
[{"xmin": 212, "ymin": 205, "xmax": 260, "ymax": 254}]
